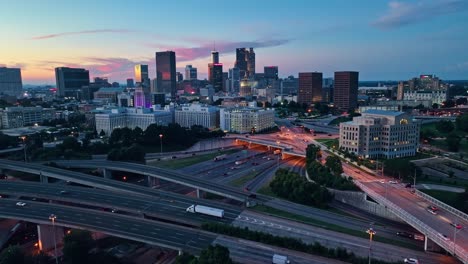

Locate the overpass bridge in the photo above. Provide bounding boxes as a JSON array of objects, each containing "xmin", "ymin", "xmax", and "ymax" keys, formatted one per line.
[
  {"xmin": 0, "ymin": 198, "xmax": 216, "ymax": 254},
  {"xmin": 233, "ymin": 137, "xmax": 306, "ymax": 158}
]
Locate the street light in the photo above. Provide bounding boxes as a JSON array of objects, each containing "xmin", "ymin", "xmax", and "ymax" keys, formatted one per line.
[
  {"xmin": 20, "ymin": 136, "xmax": 27, "ymax": 162},
  {"xmin": 366, "ymin": 228, "xmax": 376, "ymax": 264},
  {"xmin": 48, "ymin": 214, "xmax": 58, "ymax": 264},
  {"xmin": 159, "ymin": 134, "xmax": 163, "ymax": 155}
]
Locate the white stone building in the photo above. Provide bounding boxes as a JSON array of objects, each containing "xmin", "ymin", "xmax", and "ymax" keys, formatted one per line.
[
  {"xmin": 339, "ymin": 110, "xmax": 420, "ymax": 159},
  {"xmin": 0, "ymin": 106, "xmax": 56, "ymax": 129},
  {"xmin": 220, "ymin": 107, "xmax": 275, "ymax": 134},
  {"xmin": 174, "ymin": 104, "xmax": 219, "ymax": 129}
]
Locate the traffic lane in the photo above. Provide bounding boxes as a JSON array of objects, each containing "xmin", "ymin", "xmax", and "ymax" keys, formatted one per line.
[
  {"xmin": 234, "ymin": 211, "xmax": 457, "ymax": 264},
  {"xmin": 363, "ymin": 181, "xmax": 468, "ymax": 250},
  {"xmin": 0, "ymin": 199, "xmax": 216, "ymax": 253},
  {"xmin": 0, "ymin": 181, "xmax": 241, "ymax": 223},
  {"xmin": 215, "ymin": 236, "xmax": 348, "ymax": 264}
]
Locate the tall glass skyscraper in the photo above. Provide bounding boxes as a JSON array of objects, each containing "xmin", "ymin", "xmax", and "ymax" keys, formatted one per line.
[
  {"xmin": 155, "ymin": 51, "xmax": 176, "ymax": 98},
  {"xmin": 0, "ymin": 67, "xmax": 22, "ymax": 97},
  {"xmin": 55, "ymin": 67, "xmax": 90, "ymax": 98}
]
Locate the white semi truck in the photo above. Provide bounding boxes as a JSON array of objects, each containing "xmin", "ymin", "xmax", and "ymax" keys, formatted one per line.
[
  {"xmin": 186, "ymin": 205, "xmax": 224, "ymax": 218},
  {"xmin": 213, "ymin": 154, "xmax": 227, "ymax": 161},
  {"xmin": 272, "ymin": 254, "xmax": 290, "ymax": 264}
]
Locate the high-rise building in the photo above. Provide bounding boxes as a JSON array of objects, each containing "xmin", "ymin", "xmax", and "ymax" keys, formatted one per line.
[
  {"xmin": 222, "ymin": 72, "xmax": 228, "ymax": 92},
  {"xmin": 156, "ymin": 51, "xmax": 176, "ymax": 97},
  {"xmin": 126, "ymin": 78, "xmax": 134, "ymax": 88},
  {"xmin": 211, "ymin": 51, "xmax": 219, "ymax": 64},
  {"xmin": 281, "ymin": 76, "xmax": 298, "ymax": 95},
  {"xmin": 240, "ymin": 79, "xmax": 252, "ymax": 97},
  {"xmin": 298, "ymin": 72, "xmax": 322, "ymax": 105},
  {"xmin": 55, "ymin": 67, "xmax": 90, "ymax": 98},
  {"xmin": 185, "ymin": 65, "xmax": 197, "ymax": 80},
  {"xmin": 264, "ymin": 66, "xmax": 278, "ymax": 80},
  {"xmin": 134, "ymin": 64, "xmax": 149, "ymax": 87},
  {"xmin": 235, "ymin": 48, "xmax": 255, "ymax": 79},
  {"xmin": 209, "ymin": 64, "xmax": 223, "ymax": 92},
  {"xmin": 229, "ymin": 68, "xmax": 240, "ymax": 93},
  {"xmin": 333, "ymin": 71, "xmax": 359, "ymax": 111},
  {"xmin": 220, "ymin": 107, "xmax": 275, "ymax": 134},
  {"xmin": 0, "ymin": 67, "xmax": 22, "ymax": 97},
  {"xmin": 176, "ymin": 72, "xmax": 183, "ymax": 82}
]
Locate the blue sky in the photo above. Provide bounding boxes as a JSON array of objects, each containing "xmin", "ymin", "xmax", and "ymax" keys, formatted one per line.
[{"xmin": 1, "ymin": 0, "xmax": 467, "ymax": 84}]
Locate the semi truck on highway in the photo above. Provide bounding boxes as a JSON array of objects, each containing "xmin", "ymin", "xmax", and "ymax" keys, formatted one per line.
[
  {"xmin": 235, "ymin": 160, "xmax": 246, "ymax": 165},
  {"xmin": 272, "ymin": 254, "xmax": 290, "ymax": 264},
  {"xmin": 213, "ymin": 154, "xmax": 227, "ymax": 161},
  {"xmin": 186, "ymin": 205, "xmax": 224, "ymax": 218}
]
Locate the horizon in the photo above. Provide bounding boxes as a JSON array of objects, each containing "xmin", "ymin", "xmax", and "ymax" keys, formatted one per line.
[{"xmin": 1, "ymin": 0, "xmax": 468, "ymax": 84}]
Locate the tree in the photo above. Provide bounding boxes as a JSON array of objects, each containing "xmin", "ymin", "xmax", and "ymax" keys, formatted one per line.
[
  {"xmin": 435, "ymin": 120, "xmax": 455, "ymax": 133},
  {"xmin": 99, "ymin": 129, "xmax": 106, "ymax": 137},
  {"xmin": 456, "ymin": 113, "xmax": 468, "ymax": 132},
  {"xmin": 63, "ymin": 230, "xmax": 94, "ymax": 264},
  {"xmin": 442, "ymin": 100, "xmax": 455, "ymax": 108},
  {"xmin": 198, "ymin": 245, "xmax": 233, "ymax": 264},
  {"xmin": 432, "ymin": 103, "xmax": 439, "ymax": 109},
  {"xmin": 325, "ymin": 156, "xmax": 343, "ymax": 175},
  {"xmin": 306, "ymin": 144, "xmax": 321, "ymax": 162},
  {"xmin": 456, "ymin": 97, "xmax": 467, "ymax": 106},
  {"xmin": 446, "ymin": 133, "xmax": 461, "ymax": 152},
  {"xmin": 61, "ymin": 136, "xmax": 81, "ymax": 151},
  {"xmin": 0, "ymin": 245, "xmax": 29, "ymax": 264},
  {"xmin": 175, "ymin": 253, "xmax": 198, "ymax": 264}
]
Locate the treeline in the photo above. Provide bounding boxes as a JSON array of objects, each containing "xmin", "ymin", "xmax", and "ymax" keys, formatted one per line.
[
  {"xmin": 201, "ymin": 223, "xmax": 403, "ymax": 264},
  {"xmin": 175, "ymin": 245, "xmax": 233, "ymax": 264},
  {"xmin": 270, "ymin": 169, "xmax": 333, "ymax": 208},
  {"xmin": 306, "ymin": 145, "xmax": 357, "ymax": 191}
]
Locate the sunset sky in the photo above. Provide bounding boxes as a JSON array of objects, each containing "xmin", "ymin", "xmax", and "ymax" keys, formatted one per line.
[{"xmin": 1, "ymin": 0, "xmax": 468, "ymax": 84}]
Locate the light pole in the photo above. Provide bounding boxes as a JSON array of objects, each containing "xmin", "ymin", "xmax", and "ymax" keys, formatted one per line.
[
  {"xmin": 366, "ymin": 227, "xmax": 376, "ymax": 264},
  {"xmin": 20, "ymin": 136, "xmax": 27, "ymax": 162},
  {"xmin": 49, "ymin": 214, "xmax": 58, "ymax": 264},
  {"xmin": 159, "ymin": 134, "xmax": 163, "ymax": 155}
]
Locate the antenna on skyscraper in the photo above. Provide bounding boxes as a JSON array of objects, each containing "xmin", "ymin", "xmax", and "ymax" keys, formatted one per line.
[{"xmin": 213, "ymin": 41, "xmax": 216, "ymax": 51}]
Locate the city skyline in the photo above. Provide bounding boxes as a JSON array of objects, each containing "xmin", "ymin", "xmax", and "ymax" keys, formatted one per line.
[{"xmin": 1, "ymin": 0, "xmax": 468, "ymax": 84}]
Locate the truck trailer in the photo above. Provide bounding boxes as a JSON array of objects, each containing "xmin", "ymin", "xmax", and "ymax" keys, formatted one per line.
[
  {"xmin": 272, "ymin": 254, "xmax": 290, "ymax": 264},
  {"xmin": 186, "ymin": 205, "xmax": 224, "ymax": 218}
]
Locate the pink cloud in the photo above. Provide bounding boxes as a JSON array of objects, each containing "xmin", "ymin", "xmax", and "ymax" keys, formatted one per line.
[{"xmin": 31, "ymin": 29, "xmax": 136, "ymax": 40}]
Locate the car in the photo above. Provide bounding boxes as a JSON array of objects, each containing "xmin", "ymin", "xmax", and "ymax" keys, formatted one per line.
[
  {"xmin": 171, "ymin": 156, "xmax": 177, "ymax": 159},
  {"xmin": 354, "ymin": 170, "xmax": 361, "ymax": 174},
  {"xmin": 59, "ymin": 190, "xmax": 68, "ymax": 195},
  {"xmin": 223, "ymin": 172, "xmax": 228, "ymax": 176},
  {"xmin": 428, "ymin": 205, "xmax": 438, "ymax": 211},
  {"xmin": 16, "ymin": 202, "xmax": 27, "ymax": 207},
  {"xmin": 379, "ymin": 180, "xmax": 386, "ymax": 184},
  {"xmin": 111, "ymin": 208, "xmax": 118, "ymax": 213},
  {"xmin": 450, "ymin": 223, "xmax": 462, "ymax": 229},
  {"xmin": 427, "ymin": 209, "xmax": 437, "ymax": 215},
  {"xmin": 396, "ymin": 232, "xmax": 414, "ymax": 239},
  {"xmin": 389, "ymin": 180, "xmax": 398, "ymax": 184},
  {"xmin": 438, "ymin": 233, "xmax": 449, "ymax": 241},
  {"xmin": 404, "ymin": 258, "xmax": 419, "ymax": 264}
]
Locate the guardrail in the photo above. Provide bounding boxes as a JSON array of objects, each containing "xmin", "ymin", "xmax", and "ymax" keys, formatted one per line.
[
  {"xmin": 414, "ymin": 189, "xmax": 468, "ymax": 222},
  {"xmin": 355, "ymin": 181, "xmax": 468, "ymax": 264}
]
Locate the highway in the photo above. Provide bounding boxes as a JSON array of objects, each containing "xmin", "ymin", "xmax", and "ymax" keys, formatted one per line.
[
  {"xmin": 0, "ymin": 198, "xmax": 216, "ymax": 254},
  {"xmin": 0, "ymin": 181, "xmax": 241, "ymax": 225}
]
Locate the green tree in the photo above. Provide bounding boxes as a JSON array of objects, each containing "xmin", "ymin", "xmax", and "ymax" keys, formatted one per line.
[
  {"xmin": 175, "ymin": 253, "xmax": 198, "ymax": 264},
  {"xmin": 198, "ymin": 245, "xmax": 233, "ymax": 264},
  {"xmin": 456, "ymin": 113, "xmax": 468, "ymax": 133},
  {"xmin": 0, "ymin": 245, "xmax": 29, "ymax": 264},
  {"xmin": 63, "ymin": 230, "xmax": 95, "ymax": 264},
  {"xmin": 325, "ymin": 156, "xmax": 343, "ymax": 175},
  {"xmin": 99, "ymin": 129, "xmax": 106, "ymax": 137},
  {"xmin": 435, "ymin": 120, "xmax": 455, "ymax": 133},
  {"xmin": 61, "ymin": 136, "xmax": 81, "ymax": 151},
  {"xmin": 306, "ymin": 144, "xmax": 321, "ymax": 163},
  {"xmin": 446, "ymin": 133, "xmax": 461, "ymax": 152}
]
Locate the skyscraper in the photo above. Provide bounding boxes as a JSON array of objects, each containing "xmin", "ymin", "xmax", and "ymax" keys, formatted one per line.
[
  {"xmin": 55, "ymin": 67, "xmax": 90, "ymax": 98},
  {"xmin": 134, "ymin": 65, "xmax": 149, "ymax": 87},
  {"xmin": 211, "ymin": 51, "xmax": 219, "ymax": 64},
  {"xmin": 210, "ymin": 64, "xmax": 223, "ymax": 92},
  {"xmin": 156, "ymin": 51, "xmax": 176, "ymax": 97},
  {"xmin": 235, "ymin": 48, "xmax": 255, "ymax": 79},
  {"xmin": 333, "ymin": 71, "xmax": 359, "ymax": 111},
  {"xmin": 264, "ymin": 66, "xmax": 278, "ymax": 80},
  {"xmin": 0, "ymin": 67, "xmax": 22, "ymax": 97},
  {"xmin": 176, "ymin": 72, "xmax": 183, "ymax": 82},
  {"xmin": 126, "ymin": 78, "xmax": 134, "ymax": 88},
  {"xmin": 298, "ymin": 72, "xmax": 322, "ymax": 105},
  {"xmin": 229, "ymin": 68, "xmax": 240, "ymax": 93},
  {"xmin": 185, "ymin": 65, "xmax": 197, "ymax": 80}
]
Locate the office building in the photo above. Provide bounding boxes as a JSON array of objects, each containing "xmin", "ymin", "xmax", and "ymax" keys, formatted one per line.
[
  {"xmin": 339, "ymin": 110, "xmax": 420, "ymax": 159},
  {"xmin": 117, "ymin": 93, "xmax": 133, "ymax": 107},
  {"xmin": 176, "ymin": 72, "xmax": 183, "ymax": 82},
  {"xmin": 152, "ymin": 93, "xmax": 165, "ymax": 106},
  {"xmin": 156, "ymin": 51, "xmax": 176, "ymax": 97},
  {"xmin": 281, "ymin": 76, "xmax": 298, "ymax": 95},
  {"xmin": 175, "ymin": 104, "xmax": 219, "ymax": 129},
  {"xmin": 95, "ymin": 107, "xmax": 172, "ymax": 135},
  {"xmin": 397, "ymin": 75, "xmax": 446, "ymax": 104},
  {"xmin": 298, "ymin": 72, "xmax": 322, "ymax": 105},
  {"xmin": 0, "ymin": 67, "xmax": 22, "ymax": 98},
  {"xmin": 222, "ymin": 72, "xmax": 228, "ymax": 92},
  {"xmin": 239, "ymin": 79, "xmax": 252, "ymax": 97},
  {"xmin": 211, "ymin": 51, "xmax": 219, "ymax": 64},
  {"xmin": 264, "ymin": 66, "xmax": 278, "ymax": 80},
  {"xmin": 134, "ymin": 64, "xmax": 149, "ymax": 87},
  {"xmin": 235, "ymin": 48, "xmax": 255, "ymax": 79},
  {"xmin": 126, "ymin": 78, "xmax": 134, "ymax": 88},
  {"xmin": 209, "ymin": 63, "xmax": 223, "ymax": 92},
  {"xmin": 55, "ymin": 67, "xmax": 90, "ymax": 98},
  {"xmin": 220, "ymin": 107, "xmax": 275, "ymax": 134},
  {"xmin": 0, "ymin": 106, "xmax": 56, "ymax": 129},
  {"xmin": 93, "ymin": 87, "xmax": 125, "ymax": 104},
  {"xmin": 133, "ymin": 87, "xmax": 152, "ymax": 108},
  {"xmin": 334, "ymin": 71, "xmax": 359, "ymax": 111},
  {"xmin": 185, "ymin": 65, "xmax": 197, "ymax": 80},
  {"xmin": 229, "ymin": 68, "xmax": 240, "ymax": 93}
]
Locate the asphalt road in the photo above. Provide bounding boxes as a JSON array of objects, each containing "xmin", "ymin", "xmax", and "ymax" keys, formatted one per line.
[{"xmin": 0, "ymin": 198, "xmax": 216, "ymax": 254}]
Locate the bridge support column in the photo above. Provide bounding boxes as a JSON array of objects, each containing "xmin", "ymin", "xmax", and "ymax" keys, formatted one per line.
[
  {"xmin": 103, "ymin": 169, "xmax": 112, "ymax": 179},
  {"xmin": 147, "ymin": 176, "xmax": 154, "ymax": 187},
  {"xmin": 40, "ymin": 174, "xmax": 48, "ymax": 183},
  {"xmin": 424, "ymin": 236, "xmax": 428, "ymax": 251},
  {"xmin": 178, "ymin": 250, "xmax": 183, "ymax": 256},
  {"xmin": 37, "ymin": 224, "xmax": 64, "ymax": 252},
  {"xmin": 196, "ymin": 189, "xmax": 200, "ymax": 198}
]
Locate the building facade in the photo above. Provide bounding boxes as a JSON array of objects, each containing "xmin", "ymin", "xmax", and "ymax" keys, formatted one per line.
[
  {"xmin": 175, "ymin": 104, "xmax": 219, "ymax": 129},
  {"xmin": 185, "ymin": 65, "xmax": 197, "ymax": 80},
  {"xmin": 155, "ymin": 51, "xmax": 176, "ymax": 97},
  {"xmin": 220, "ymin": 107, "xmax": 275, "ymax": 134},
  {"xmin": 264, "ymin": 66, "xmax": 278, "ymax": 80},
  {"xmin": 0, "ymin": 67, "xmax": 22, "ymax": 97},
  {"xmin": 333, "ymin": 71, "xmax": 359, "ymax": 111},
  {"xmin": 339, "ymin": 110, "xmax": 420, "ymax": 159},
  {"xmin": 134, "ymin": 64, "xmax": 150, "ymax": 87},
  {"xmin": 229, "ymin": 68, "xmax": 240, "ymax": 93},
  {"xmin": 55, "ymin": 67, "xmax": 90, "ymax": 98},
  {"xmin": 0, "ymin": 107, "xmax": 56, "ymax": 129},
  {"xmin": 298, "ymin": 72, "xmax": 322, "ymax": 105},
  {"xmin": 235, "ymin": 48, "xmax": 255, "ymax": 79}
]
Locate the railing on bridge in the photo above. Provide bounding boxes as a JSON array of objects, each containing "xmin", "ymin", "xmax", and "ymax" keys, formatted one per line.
[
  {"xmin": 414, "ymin": 189, "xmax": 468, "ymax": 222},
  {"xmin": 355, "ymin": 181, "xmax": 468, "ymax": 264}
]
